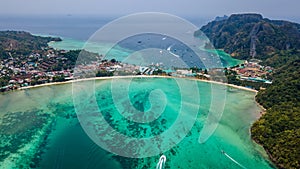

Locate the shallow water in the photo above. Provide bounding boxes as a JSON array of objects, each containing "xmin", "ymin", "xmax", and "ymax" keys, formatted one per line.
[{"xmin": 0, "ymin": 78, "xmax": 275, "ymax": 169}]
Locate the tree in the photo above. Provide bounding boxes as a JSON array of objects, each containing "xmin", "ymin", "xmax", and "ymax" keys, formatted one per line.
[{"xmin": 110, "ymin": 58, "xmax": 117, "ymax": 63}]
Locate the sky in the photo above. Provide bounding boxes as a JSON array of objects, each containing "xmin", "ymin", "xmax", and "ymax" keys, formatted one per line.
[{"xmin": 1, "ymin": 0, "xmax": 300, "ymax": 22}]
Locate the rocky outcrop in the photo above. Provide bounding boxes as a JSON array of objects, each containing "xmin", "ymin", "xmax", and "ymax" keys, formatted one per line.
[{"xmin": 196, "ymin": 13, "xmax": 300, "ymax": 60}]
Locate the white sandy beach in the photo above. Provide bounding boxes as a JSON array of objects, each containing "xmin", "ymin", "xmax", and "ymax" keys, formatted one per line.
[{"xmin": 18, "ymin": 75, "xmax": 258, "ymax": 93}]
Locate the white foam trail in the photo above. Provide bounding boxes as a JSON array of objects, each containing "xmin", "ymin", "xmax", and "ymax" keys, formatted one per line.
[
  {"xmin": 156, "ymin": 155, "xmax": 166, "ymax": 169},
  {"xmin": 169, "ymin": 51, "xmax": 180, "ymax": 58},
  {"xmin": 167, "ymin": 45, "xmax": 172, "ymax": 51},
  {"xmin": 167, "ymin": 45, "xmax": 180, "ymax": 58},
  {"xmin": 223, "ymin": 151, "xmax": 247, "ymax": 169}
]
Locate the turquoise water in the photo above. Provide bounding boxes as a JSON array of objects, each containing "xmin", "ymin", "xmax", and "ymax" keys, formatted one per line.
[
  {"xmin": 0, "ymin": 78, "xmax": 275, "ymax": 168},
  {"xmin": 48, "ymin": 38, "xmax": 132, "ymax": 62},
  {"xmin": 38, "ymin": 117, "xmax": 122, "ymax": 169},
  {"xmin": 205, "ymin": 49, "xmax": 244, "ymax": 67},
  {"xmin": 49, "ymin": 38, "xmax": 244, "ymax": 68}
]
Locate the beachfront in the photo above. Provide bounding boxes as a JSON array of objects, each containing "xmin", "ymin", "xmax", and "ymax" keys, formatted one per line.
[{"xmin": 18, "ymin": 75, "xmax": 258, "ymax": 93}]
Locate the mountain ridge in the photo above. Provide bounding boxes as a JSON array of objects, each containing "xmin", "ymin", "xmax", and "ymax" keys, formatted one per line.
[{"xmin": 196, "ymin": 13, "xmax": 300, "ymax": 60}]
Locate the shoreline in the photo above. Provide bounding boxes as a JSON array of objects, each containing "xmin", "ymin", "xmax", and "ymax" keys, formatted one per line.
[
  {"xmin": 17, "ymin": 75, "xmax": 265, "ymax": 120},
  {"xmin": 18, "ymin": 75, "xmax": 264, "ymax": 118},
  {"xmin": 18, "ymin": 75, "xmax": 258, "ymax": 93},
  {"xmin": 16, "ymin": 75, "xmax": 273, "ymax": 167}
]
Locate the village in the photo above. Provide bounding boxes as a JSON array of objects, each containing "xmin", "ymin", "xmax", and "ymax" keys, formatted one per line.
[
  {"xmin": 230, "ymin": 60, "xmax": 273, "ymax": 84},
  {"xmin": 0, "ymin": 46, "xmax": 273, "ymax": 92}
]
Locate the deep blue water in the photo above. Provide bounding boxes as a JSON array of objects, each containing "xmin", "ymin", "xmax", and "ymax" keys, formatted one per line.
[
  {"xmin": 0, "ymin": 15, "xmax": 113, "ymax": 40},
  {"xmin": 0, "ymin": 15, "xmax": 209, "ymax": 40}
]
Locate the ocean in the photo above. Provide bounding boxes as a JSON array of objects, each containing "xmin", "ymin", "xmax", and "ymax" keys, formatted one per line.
[
  {"xmin": 0, "ymin": 15, "xmax": 243, "ymax": 67},
  {"xmin": 0, "ymin": 15, "xmax": 274, "ymax": 169},
  {"xmin": 0, "ymin": 78, "xmax": 275, "ymax": 169},
  {"xmin": 0, "ymin": 15, "xmax": 209, "ymax": 40}
]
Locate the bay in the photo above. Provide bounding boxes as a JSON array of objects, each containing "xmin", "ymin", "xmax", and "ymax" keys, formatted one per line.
[
  {"xmin": 0, "ymin": 78, "xmax": 275, "ymax": 168},
  {"xmin": 48, "ymin": 37, "xmax": 244, "ymax": 68}
]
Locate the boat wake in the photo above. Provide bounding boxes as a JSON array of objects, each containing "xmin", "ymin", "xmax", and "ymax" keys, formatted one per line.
[
  {"xmin": 156, "ymin": 155, "xmax": 166, "ymax": 169},
  {"xmin": 167, "ymin": 45, "xmax": 180, "ymax": 58},
  {"xmin": 222, "ymin": 150, "xmax": 247, "ymax": 169}
]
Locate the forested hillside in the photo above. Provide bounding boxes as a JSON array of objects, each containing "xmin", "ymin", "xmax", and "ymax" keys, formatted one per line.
[
  {"xmin": 252, "ymin": 51, "xmax": 300, "ymax": 169},
  {"xmin": 0, "ymin": 31, "xmax": 61, "ymax": 59},
  {"xmin": 198, "ymin": 14, "xmax": 300, "ymax": 169},
  {"xmin": 196, "ymin": 14, "xmax": 300, "ymax": 60}
]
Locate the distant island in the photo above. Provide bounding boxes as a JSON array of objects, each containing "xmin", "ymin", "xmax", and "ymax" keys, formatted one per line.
[{"xmin": 197, "ymin": 13, "xmax": 300, "ymax": 169}]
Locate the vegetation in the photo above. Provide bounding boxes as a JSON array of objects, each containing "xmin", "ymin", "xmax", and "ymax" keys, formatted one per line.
[
  {"xmin": 0, "ymin": 31, "xmax": 61, "ymax": 59},
  {"xmin": 0, "ymin": 76, "xmax": 10, "ymax": 88},
  {"xmin": 0, "ymin": 30, "xmax": 101, "ymax": 90},
  {"xmin": 262, "ymin": 49, "xmax": 300, "ymax": 68},
  {"xmin": 52, "ymin": 75, "xmax": 65, "ymax": 82},
  {"xmin": 225, "ymin": 68, "xmax": 270, "ymax": 90},
  {"xmin": 198, "ymin": 14, "xmax": 300, "ymax": 168},
  {"xmin": 58, "ymin": 49, "xmax": 100, "ymax": 70},
  {"xmin": 96, "ymin": 70, "xmax": 113, "ymax": 77},
  {"xmin": 196, "ymin": 14, "xmax": 300, "ymax": 60},
  {"xmin": 252, "ymin": 58, "xmax": 300, "ymax": 169},
  {"xmin": 0, "ymin": 18, "xmax": 298, "ymax": 168}
]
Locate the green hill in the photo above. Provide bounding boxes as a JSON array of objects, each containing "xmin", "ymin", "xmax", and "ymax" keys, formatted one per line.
[
  {"xmin": 197, "ymin": 14, "xmax": 300, "ymax": 169},
  {"xmin": 196, "ymin": 13, "xmax": 300, "ymax": 60},
  {"xmin": 0, "ymin": 31, "xmax": 61, "ymax": 59},
  {"xmin": 252, "ymin": 51, "xmax": 300, "ymax": 169}
]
